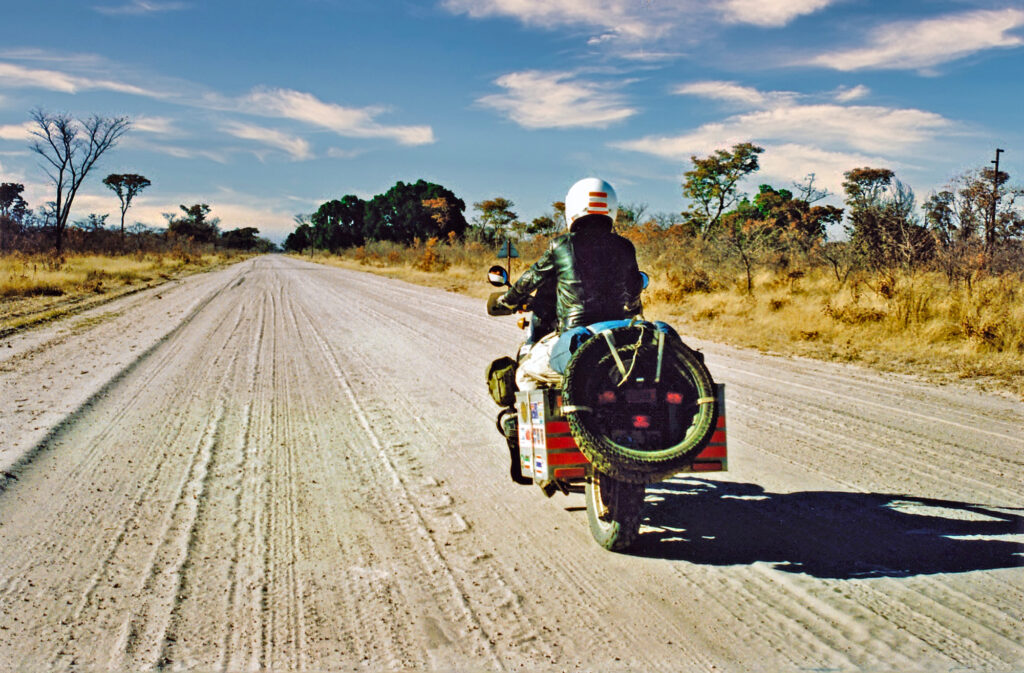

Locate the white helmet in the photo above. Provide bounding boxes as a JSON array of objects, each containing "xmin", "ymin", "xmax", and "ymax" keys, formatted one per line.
[{"xmin": 564, "ymin": 177, "xmax": 617, "ymax": 231}]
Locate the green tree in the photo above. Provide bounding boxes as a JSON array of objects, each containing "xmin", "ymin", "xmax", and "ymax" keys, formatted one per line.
[
  {"xmin": 311, "ymin": 195, "xmax": 365, "ymax": 250},
  {"xmin": 749, "ymin": 184, "xmax": 842, "ymax": 258},
  {"xmin": 364, "ymin": 180, "xmax": 467, "ymax": 244},
  {"xmin": 717, "ymin": 196, "xmax": 782, "ymax": 294},
  {"xmin": 220, "ymin": 227, "xmax": 261, "ymax": 250},
  {"xmin": 843, "ymin": 168, "xmax": 931, "ymax": 271},
  {"xmin": 681, "ymin": 142, "xmax": 764, "ymax": 238},
  {"xmin": 0, "ymin": 182, "xmax": 29, "ymax": 251},
  {"xmin": 615, "ymin": 202, "xmax": 648, "ymax": 230},
  {"xmin": 285, "ymin": 223, "xmax": 313, "ymax": 252},
  {"xmin": 527, "ymin": 215, "xmax": 558, "ymax": 236},
  {"xmin": 167, "ymin": 203, "xmax": 220, "ymax": 243},
  {"xmin": 103, "ymin": 173, "xmax": 151, "ymax": 242},
  {"xmin": 29, "ymin": 109, "xmax": 131, "ymax": 254}
]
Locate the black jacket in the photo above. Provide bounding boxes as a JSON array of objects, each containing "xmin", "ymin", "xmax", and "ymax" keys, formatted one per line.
[{"xmin": 501, "ymin": 217, "xmax": 643, "ymax": 332}]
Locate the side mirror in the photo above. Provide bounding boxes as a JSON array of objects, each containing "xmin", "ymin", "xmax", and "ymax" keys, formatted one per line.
[
  {"xmin": 639, "ymin": 271, "xmax": 650, "ymax": 290},
  {"xmin": 487, "ymin": 265, "xmax": 510, "ymax": 287}
]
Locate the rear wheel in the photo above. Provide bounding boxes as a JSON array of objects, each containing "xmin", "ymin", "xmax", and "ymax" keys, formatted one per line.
[{"xmin": 586, "ymin": 471, "xmax": 645, "ymax": 551}]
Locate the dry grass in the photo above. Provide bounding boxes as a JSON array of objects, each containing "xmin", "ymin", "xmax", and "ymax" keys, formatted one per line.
[
  {"xmin": 294, "ymin": 238, "xmax": 1024, "ymax": 398},
  {"xmin": 1, "ymin": 251, "xmax": 246, "ymax": 335},
  {"xmin": 645, "ymin": 268, "xmax": 1024, "ymax": 397}
]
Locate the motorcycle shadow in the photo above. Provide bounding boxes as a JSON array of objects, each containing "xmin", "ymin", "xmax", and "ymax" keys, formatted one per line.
[{"xmin": 631, "ymin": 478, "xmax": 1024, "ymax": 579}]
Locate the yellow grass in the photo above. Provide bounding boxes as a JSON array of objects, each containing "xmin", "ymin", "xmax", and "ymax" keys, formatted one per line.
[
  {"xmin": 295, "ymin": 242, "xmax": 1024, "ymax": 398},
  {"xmin": 0, "ymin": 251, "xmax": 245, "ymax": 335},
  {"xmin": 645, "ymin": 268, "xmax": 1024, "ymax": 396}
]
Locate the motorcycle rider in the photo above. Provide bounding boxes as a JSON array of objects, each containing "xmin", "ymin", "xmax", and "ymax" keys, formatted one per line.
[{"xmin": 496, "ymin": 177, "xmax": 643, "ymax": 390}]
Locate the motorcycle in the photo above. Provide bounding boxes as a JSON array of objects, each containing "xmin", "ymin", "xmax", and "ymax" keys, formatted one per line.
[{"xmin": 485, "ymin": 265, "xmax": 727, "ymax": 551}]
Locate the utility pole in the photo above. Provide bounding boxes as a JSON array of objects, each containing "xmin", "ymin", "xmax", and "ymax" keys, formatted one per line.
[{"xmin": 987, "ymin": 148, "xmax": 1003, "ymax": 259}]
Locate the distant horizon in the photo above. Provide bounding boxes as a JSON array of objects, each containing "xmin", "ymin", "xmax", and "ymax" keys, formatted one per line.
[{"xmin": 1, "ymin": 0, "xmax": 1021, "ymax": 243}]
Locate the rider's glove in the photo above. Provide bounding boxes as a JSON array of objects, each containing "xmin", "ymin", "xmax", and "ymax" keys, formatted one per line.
[{"xmin": 487, "ymin": 292, "xmax": 517, "ymax": 315}]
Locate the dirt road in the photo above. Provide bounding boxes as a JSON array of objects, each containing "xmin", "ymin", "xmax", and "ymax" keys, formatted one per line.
[{"xmin": 1, "ymin": 255, "xmax": 1021, "ymax": 672}]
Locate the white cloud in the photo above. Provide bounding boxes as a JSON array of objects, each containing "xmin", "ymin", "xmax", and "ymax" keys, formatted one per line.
[
  {"xmin": 0, "ymin": 122, "xmax": 33, "ymax": 141},
  {"xmin": 808, "ymin": 8, "xmax": 1024, "ymax": 71},
  {"xmin": 757, "ymin": 143, "xmax": 887, "ymax": 195},
  {"xmin": 443, "ymin": 0, "xmax": 836, "ymax": 42},
  {"xmin": 619, "ymin": 51, "xmax": 685, "ymax": 63},
  {"xmin": 93, "ymin": 0, "xmax": 188, "ymax": 15},
  {"xmin": 834, "ymin": 85, "xmax": 870, "ymax": 103},
  {"xmin": 0, "ymin": 54, "xmax": 434, "ymax": 150},
  {"xmin": 478, "ymin": 70, "xmax": 636, "ymax": 129},
  {"xmin": 133, "ymin": 141, "xmax": 231, "ymax": 164},
  {"xmin": 672, "ymin": 80, "xmax": 796, "ymax": 107},
  {"xmin": 0, "ymin": 61, "xmax": 159, "ymax": 96},
  {"xmin": 237, "ymin": 87, "xmax": 434, "ymax": 146},
  {"xmin": 614, "ymin": 83, "xmax": 956, "ymax": 193},
  {"xmin": 132, "ymin": 116, "xmax": 180, "ymax": 135},
  {"xmin": 223, "ymin": 121, "xmax": 313, "ymax": 161},
  {"xmin": 622, "ymin": 85, "xmax": 952, "ymax": 156},
  {"xmin": 327, "ymin": 147, "xmax": 364, "ymax": 159},
  {"xmin": 442, "ymin": 0, "xmax": 661, "ymax": 40},
  {"xmin": 717, "ymin": 0, "xmax": 836, "ymax": 27}
]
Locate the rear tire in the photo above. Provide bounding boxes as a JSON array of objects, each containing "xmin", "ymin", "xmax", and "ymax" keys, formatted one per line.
[
  {"xmin": 563, "ymin": 325, "xmax": 718, "ymax": 483},
  {"xmin": 586, "ymin": 471, "xmax": 645, "ymax": 551}
]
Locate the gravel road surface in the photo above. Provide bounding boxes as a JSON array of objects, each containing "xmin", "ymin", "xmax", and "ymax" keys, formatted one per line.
[{"xmin": 1, "ymin": 255, "xmax": 1022, "ymax": 672}]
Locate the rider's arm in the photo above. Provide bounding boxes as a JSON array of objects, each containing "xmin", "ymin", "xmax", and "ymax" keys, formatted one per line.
[
  {"xmin": 622, "ymin": 240, "xmax": 643, "ymax": 317},
  {"xmin": 500, "ymin": 241, "xmax": 558, "ymax": 308}
]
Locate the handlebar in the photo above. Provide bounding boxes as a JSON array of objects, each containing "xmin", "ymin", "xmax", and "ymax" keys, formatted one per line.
[{"xmin": 487, "ymin": 292, "xmax": 531, "ymax": 316}]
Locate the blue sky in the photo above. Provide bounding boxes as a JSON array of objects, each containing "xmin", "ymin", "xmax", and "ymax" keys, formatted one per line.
[{"xmin": 1, "ymin": 0, "xmax": 1022, "ymax": 242}]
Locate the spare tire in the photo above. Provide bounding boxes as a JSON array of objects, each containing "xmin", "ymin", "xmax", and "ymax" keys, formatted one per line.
[{"xmin": 561, "ymin": 324, "xmax": 717, "ymax": 484}]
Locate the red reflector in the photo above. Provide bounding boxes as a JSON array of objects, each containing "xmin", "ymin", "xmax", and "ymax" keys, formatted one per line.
[
  {"xmin": 632, "ymin": 415, "xmax": 651, "ymax": 429},
  {"xmin": 599, "ymin": 391, "xmax": 616, "ymax": 404},
  {"xmin": 666, "ymin": 392, "xmax": 683, "ymax": 405}
]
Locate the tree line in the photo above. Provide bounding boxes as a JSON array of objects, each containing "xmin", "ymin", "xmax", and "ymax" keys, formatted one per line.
[
  {"xmin": 287, "ymin": 142, "xmax": 1021, "ymax": 293},
  {"xmin": 669, "ymin": 143, "xmax": 1022, "ymax": 291},
  {"xmin": 284, "ymin": 180, "xmax": 470, "ymax": 252},
  {"xmin": 1, "ymin": 109, "xmax": 276, "ymax": 255}
]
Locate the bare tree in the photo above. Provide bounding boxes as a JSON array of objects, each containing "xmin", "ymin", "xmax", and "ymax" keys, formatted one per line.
[
  {"xmin": 792, "ymin": 173, "xmax": 829, "ymax": 204},
  {"xmin": 103, "ymin": 173, "xmax": 151, "ymax": 245},
  {"xmin": 29, "ymin": 109, "xmax": 131, "ymax": 254}
]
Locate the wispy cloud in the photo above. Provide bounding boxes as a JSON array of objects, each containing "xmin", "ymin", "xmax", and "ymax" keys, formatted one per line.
[
  {"xmin": 93, "ymin": 1, "xmax": 189, "ymax": 16},
  {"xmin": 614, "ymin": 83, "xmax": 956, "ymax": 193},
  {"xmin": 834, "ymin": 85, "xmax": 870, "ymax": 103},
  {"xmin": 443, "ymin": 0, "xmax": 837, "ymax": 44},
  {"xmin": 478, "ymin": 70, "xmax": 636, "ymax": 129},
  {"xmin": 223, "ymin": 121, "xmax": 313, "ymax": 161},
  {"xmin": 442, "ymin": 0, "xmax": 662, "ymax": 40},
  {"xmin": 808, "ymin": 8, "xmax": 1024, "ymax": 71},
  {"xmin": 0, "ymin": 61, "xmax": 160, "ymax": 96},
  {"xmin": 0, "ymin": 52, "xmax": 435, "ymax": 151},
  {"xmin": 671, "ymin": 80, "xmax": 796, "ymax": 107},
  {"xmin": 327, "ymin": 147, "xmax": 364, "ymax": 160},
  {"xmin": 617, "ymin": 103, "xmax": 951, "ymax": 156},
  {"xmin": 136, "ymin": 142, "xmax": 231, "ymax": 164},
  {"xmin": 235, "ymin": 87, "xmax": 434, "ymax": 146},
  {"xmin": 618, "ymin": 51, "xmax": 686, "ymax": 63},
  {"xmin": 0, "ymin": 122, "xmax": 34, "ymax": 141},
  {"xmin": 717, "ymin": 0, "xmax": 836, "ymax": 27},
  {"xmin": 132, "ymin": 115, "xmax": 181, "ymax": 135}
]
